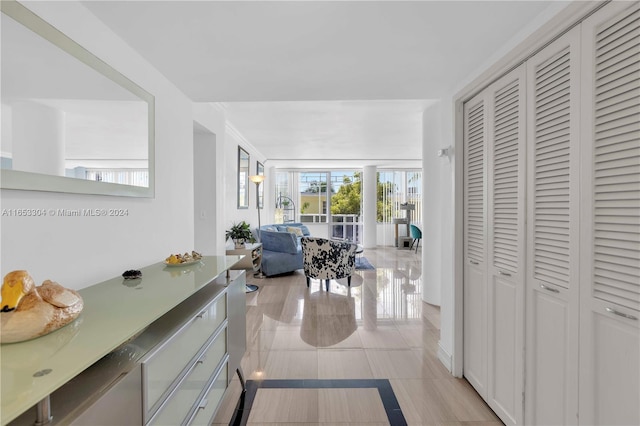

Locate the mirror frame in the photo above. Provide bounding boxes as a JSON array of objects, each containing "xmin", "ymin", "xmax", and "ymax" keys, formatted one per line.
[
  {"xmin": 237, "ymin": 147, "xmax": 249, "ymax": 209},
  {"xmin": 0, "ymin": 0, "xmax": 155, "ymax": 198},
  {"xmin": 256, "ymin": 161, "xmax": 264, "ymax": 208}
]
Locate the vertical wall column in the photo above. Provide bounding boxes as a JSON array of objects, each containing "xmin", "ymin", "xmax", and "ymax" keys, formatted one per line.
[
  {"xmin": 422, "ymin": 103, "xmax": 445, "ymax": 307},
  {"xmin": 12, "ymin": 101, "xmax": 65, "ymax": 176},
  {"xmin": 362, "ymin": 165, "xmax": 377, "ymax": 249},
  {"xmin": 212, "ymin": 128, "xmax": 227, "ymax": 254},
  {"xmin": 193, "ymin": 127, "xmax": 218, "ymax": 255}
]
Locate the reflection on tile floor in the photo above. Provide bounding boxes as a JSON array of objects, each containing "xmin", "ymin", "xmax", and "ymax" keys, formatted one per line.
[{"xmin": 213, "ymin": 247, "xmax": 501, "ymax": 426}]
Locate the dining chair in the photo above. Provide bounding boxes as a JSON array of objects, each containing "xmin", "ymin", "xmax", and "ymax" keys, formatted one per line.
[{"xmin": 410, "ymin": 224, "xmax": 422, "ymax": 253}]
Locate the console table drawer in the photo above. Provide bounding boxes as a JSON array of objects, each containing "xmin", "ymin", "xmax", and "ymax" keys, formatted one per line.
[
  {"xmin": 150, "ymin": 328, "xmax": 227, "ymax": 426},
  {"xmin": 190, "ymin": 362, "xmax": 229, "ymax": 426},
  {"xmin": 143, "ymin": 293, "xmax": 226, "ymax": 414}
]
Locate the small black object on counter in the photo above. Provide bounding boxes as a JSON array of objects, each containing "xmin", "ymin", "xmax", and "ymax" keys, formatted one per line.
[{"xmin": 122, "ymin": 270, "xmax": 142, "ymax": 280}]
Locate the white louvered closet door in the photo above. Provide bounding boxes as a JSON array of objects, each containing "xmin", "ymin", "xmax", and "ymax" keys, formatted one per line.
[
  {"xmin": 485, "ymin": 65, "xmax": 526, "ymax": 426},
  {"xmin": 463, "ymin": 93, "xmax": 488, "ymax": 398},
  {"xmin": 525, "ymin": 26, "xmax": 581, "ymax": 426},
  {"xmin": 579, "ymin": 2, "xmax": 640, "ymax": 424}
]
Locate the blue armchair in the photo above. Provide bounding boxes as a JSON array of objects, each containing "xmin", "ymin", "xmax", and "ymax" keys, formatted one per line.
[{"xmin": 257, "ymin": 229, "xmax": 304, "ymax": 276}]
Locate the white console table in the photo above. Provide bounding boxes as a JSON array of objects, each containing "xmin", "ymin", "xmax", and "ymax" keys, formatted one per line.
[
  {"xmin": 226, "ymin": 243, "xmax": 262, "ymax": 272},
  {"xmin": 1, "ymin": 256, "xmax": 246, "ymax": 426},
  {"xmin": 227, "ymin": 243, "xmax": 263, "ymax": 291}
]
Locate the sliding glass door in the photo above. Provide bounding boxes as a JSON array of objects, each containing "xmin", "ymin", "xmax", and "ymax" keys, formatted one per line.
[
  {"xmin": 299, "ymin": 172, "xmax": 329, "ymax": 223},
  {"xmin": 275, "ymin": 170, "xmax": 363, "ymax": 243},
  {"xmin": 275, "ymin": 169, "xmax": 421, "ymax": 245},
  {"xmin": 328, "ymin": 171, "xmax": 362, "ymax": 243}
]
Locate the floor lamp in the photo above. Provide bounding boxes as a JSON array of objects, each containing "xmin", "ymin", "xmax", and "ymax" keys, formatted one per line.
[{"xmin": 249, "ymin": 174, "xmax": 266, "ymax": 282}]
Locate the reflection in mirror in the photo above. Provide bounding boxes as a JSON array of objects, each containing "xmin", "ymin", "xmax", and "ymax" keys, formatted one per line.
[
  {"xmin": 256, "ymin": 161, "xmax": 264, "ymax": 208},
  {"xmin": 0, "ymin": 1, "xmax": 154, "ymax": 197},
  {"xmin": 237, "ymin": 147, "xmax": 249, "ymax": 209}
]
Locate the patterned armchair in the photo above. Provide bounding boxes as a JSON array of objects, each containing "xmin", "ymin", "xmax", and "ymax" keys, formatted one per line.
[{"xmin": 301, "ymin": 237, "xmax": 357, "ymax": 291}]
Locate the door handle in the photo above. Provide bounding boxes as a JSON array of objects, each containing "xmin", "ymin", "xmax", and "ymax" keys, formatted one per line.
[
  {"xmin": 498, "ymin": 270, "xmax": 512, "ymax": 277},
  {"xmin": 470, "ymin": 260, "xmax": 479, "ymax": 265},
  {"xmin": 540, "ymin": 284, "xmax": 559, "ymax": 293},
  {"xmin": 605, "ymin": 307, "xmax": 638, "ymax": 321}
]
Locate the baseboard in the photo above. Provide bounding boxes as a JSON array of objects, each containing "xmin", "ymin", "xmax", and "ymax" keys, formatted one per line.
[{"xmin": 437, "ymin": 342, "xmax": 453, "ymax": 374}]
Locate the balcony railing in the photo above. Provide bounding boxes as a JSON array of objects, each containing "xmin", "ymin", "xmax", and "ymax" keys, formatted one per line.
[{"xmin": 300, "ymin": 214, "xmax": 362, "ymax": 243}]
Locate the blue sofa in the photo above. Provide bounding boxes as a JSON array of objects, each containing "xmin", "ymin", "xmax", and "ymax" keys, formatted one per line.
[{"xmin": 256, "ymin": 223, "xmax": 310, "ymax": 276}]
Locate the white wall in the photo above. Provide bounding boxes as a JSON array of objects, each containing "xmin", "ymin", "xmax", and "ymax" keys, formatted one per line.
[
  {"xmin": 422, "ymin": 103, "xmax": 443, "ymax": 306},
  {"xmin": 193, "ymin": 128, "xmax": 217, "ymax": 255},
  {"xmin": 0, "ymin": 2, "xmax": 194, "ymax": 290},
  {"xmin": 193, "ymin": 103, "xmax": 227, "ymax": 255},
  {"xmin": 224, "ymin": 129, "xmax": 266, "ymax": 236},
  {"xmin": 422, "ymin": 99, "xmax": 454, "ymax": 370}
]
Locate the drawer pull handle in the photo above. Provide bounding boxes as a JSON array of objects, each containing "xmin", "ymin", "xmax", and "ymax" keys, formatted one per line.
[
  {"xmin": 470, "ymin": 260, "xmax": 479, "ymax": 265},
  {"xmin": 196, "ymin": 311, "xmax": 206, "ymax": 319},
  {"xmin": 198, "ymin": 398, "xmax": 208, "ymax": 409},
  {"xmin": 498, "ymin": 271, "xmax": 512, "ymax": 277},
  {"xmin": 605, "ymin": 307, "xmax": 638, "ymax": 321},
  {"xmin": 197, "ymin": 355, "xmax": 207, "ymax": 365},
  {"xmin": 540, "ymin": 284, "xmax": 559, "ymax": 293}
]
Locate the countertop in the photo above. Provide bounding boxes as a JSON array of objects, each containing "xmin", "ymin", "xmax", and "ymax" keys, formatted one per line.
[{"xmin": 0, "ymin": 255, "xmax": 242, "ymax": 425}]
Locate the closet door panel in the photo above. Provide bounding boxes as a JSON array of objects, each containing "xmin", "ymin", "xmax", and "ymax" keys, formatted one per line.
[
  {"xmin": 463, "ymin": 94, "xmax": 488, "ymax": 397},
  {"xmin": 579, "ymin": 2, "xmax": 640, "ymax": 424},
  {"xmin": 529, "ymin": 290, "xmax": 572, "ymax": 426},
  {"xmin": 489, "ymin": 277, "xmax": 517, "ymax": 419},
  {"xmin": 525, "ymin": 26, "xmax": 581, "ymax": 426},
  {"xmin": 486, "ymin": 65, "xmax": 526, "ymax": 426},
  {"xmin": 583, "ymin": 311, "xmax": 639, "ymax": 425},
  {"xmin": 464, "ymin": 263, "xmax": 487, "ymax": 393}
]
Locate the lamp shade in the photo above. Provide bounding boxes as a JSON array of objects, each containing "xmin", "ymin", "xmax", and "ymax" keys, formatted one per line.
[{"xmin": 249, "ymin": 175, "xmax": 266, "ymax": 184}]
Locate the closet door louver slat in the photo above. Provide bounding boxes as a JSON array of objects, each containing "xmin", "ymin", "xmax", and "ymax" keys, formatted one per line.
[
  {"xmin": 493, "ymin": 80, "xmax": 521, "ymax": 273},
  {"xmin": 466, "ymin": 101, "xmax": 486, "ymax": 264},
  {"xmin": 533, "ymin": 47, "xmax": 573, "ymax": 289},
  {"xmin": 592, "ymin": 6, "xmax": 640, "ymax": 311}
]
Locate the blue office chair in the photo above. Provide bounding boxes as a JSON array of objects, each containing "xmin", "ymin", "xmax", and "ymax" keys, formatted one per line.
[{"xmin": 410, "ymin": 224, "xmax": 422, "ymax": 253}]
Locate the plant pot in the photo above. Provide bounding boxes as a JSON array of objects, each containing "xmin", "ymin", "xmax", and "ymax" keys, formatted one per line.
[{"xmin": 234, "ymin": 239, "xmax": 246, "ymax": 249}]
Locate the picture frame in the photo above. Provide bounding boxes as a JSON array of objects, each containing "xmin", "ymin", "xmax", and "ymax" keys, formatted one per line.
[
  {"xmin": 257, "ymin": 161, "xmax": 264, "ymax": 208},
  {"xmin": 237, "ymin": 146, "xmax": 249, "ymax": 209}
]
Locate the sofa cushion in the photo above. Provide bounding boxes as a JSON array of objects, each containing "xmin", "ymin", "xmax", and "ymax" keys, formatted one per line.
[
  {"xmin": 260, "ymin": 230, "xmax": 299, "ymax": 254},
  {"xmin": 287, "ymin": 226, "xmax": 304, "ymax": 237},
  {"xmin": 298, "ymin": 225, "xmax": 311, "ymax": 236}
]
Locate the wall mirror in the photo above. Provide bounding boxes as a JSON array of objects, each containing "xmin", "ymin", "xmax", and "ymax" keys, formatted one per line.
[
  {"xmin": 237, "ymin": 147, "xmax": 249, "ymax": 209},
  {"xmin": 256, "ymin": 161, "xmax": 264, "ymax": 208},
  {"xmin": 0, "ymin": 0, "xmax": 155, "ymax": 197}
]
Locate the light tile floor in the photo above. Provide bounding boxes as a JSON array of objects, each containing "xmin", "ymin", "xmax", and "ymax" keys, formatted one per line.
[{"xmin": 213, "ymin": 247, "xmax": 501, "ymax": 425}]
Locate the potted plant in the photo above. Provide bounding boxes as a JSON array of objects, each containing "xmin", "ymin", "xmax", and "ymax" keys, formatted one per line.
[{"xmin": 226, "ymin": 221, "xmax": 255, "ymax": 248}]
